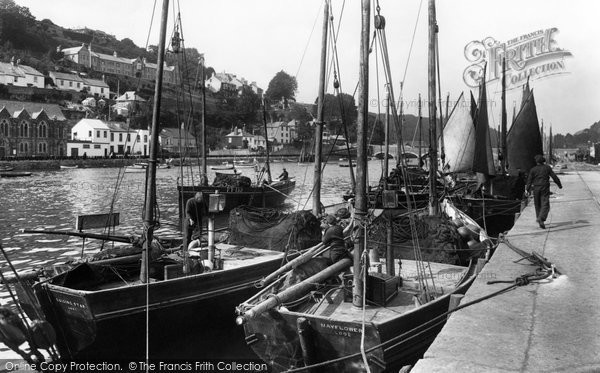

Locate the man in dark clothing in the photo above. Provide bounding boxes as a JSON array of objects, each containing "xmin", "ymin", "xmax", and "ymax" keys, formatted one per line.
[
  {"xmin": 525, "ymin": 155, "xmax": 562, "ymax": 229},
  {"xmin": 278, "ymin": 168, "xmax": 289, "ymax": 181},
  {"xmin": 322, "ymin": 214, "xmax": 350, "ymax": 263},
  {"xmin": 184, "ymin": 192, "xmax": 206, "ymax": 249}
]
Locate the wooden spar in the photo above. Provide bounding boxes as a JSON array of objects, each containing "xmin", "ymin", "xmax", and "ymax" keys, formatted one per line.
[
  {"xmin": 312, "ymin": 0, "xmax": 329, "ymax": 216},
  {"xmin": 353, "ymin": 0, "xmax": 370, "ymax": 308},
  {"xmin": 199, "ymin": 54, "xmax": 208, "ymax": 185},
  {"xmin": 501, "ymin": 57, "xmax": 507, "ymax": 173},
  {"xmin": 261, "ymin": 100, "xmax": 272, "ymax": 183},
  {"xmin": 427, "ymin": 0, "xmax": 439, "ymax": 216},
  {"xmin": 258, "ymin": 243, "xmax": 325, "ymax": 287},
  {"xmin": 141, "ymin": 0, "xmax": 169, "ymax": 283},
  {"xmin": 418, "ymin": 94, "xmax": 422, "ymax": 162},
  {"xmin": 383, "ymin": 87, "xmax": 390, "ymax": 187},
  {"xmin": 21, "ymin": 229, "xmax": 133, "ymax": 244},
  {"xmin": 237, "ymin": 257, "xmax": 352, "ymax": 323}
]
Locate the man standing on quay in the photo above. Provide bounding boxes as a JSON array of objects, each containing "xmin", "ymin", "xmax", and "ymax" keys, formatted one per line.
[{"xmin": 525, "ymin": 155, "xmax": 562, "ymax": 229}]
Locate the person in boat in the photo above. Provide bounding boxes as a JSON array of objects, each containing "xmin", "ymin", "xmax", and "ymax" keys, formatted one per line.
[
  {"xmin": 525, "ymin": 155, "xmax": 562, "ymax": 229},
  {"xmin": 278, "ymin": 168, "xmax": 289, "ymax": 181},
  {"xmin": 184, "ymin": 192, "xmax": 207, "ymax": 249},
  {"xmin": 322, "ymin": 214, "xmax": 351, "ymax": 264}
]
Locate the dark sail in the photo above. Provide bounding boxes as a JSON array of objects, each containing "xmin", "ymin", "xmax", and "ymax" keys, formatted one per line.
[
  {"xmin": 470, "ymin": 90, "xmax": 477, "ymax": 124},
  {"xmin": 507, "ymin": 89, "xmax": 543, "ymax": 173},
  {"xmin": 472, "ymin": 69, "xmax": 495, "ymax": 177}
]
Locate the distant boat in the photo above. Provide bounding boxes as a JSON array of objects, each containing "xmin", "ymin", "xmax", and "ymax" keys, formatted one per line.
[
  {"xmin": 60, "ymin": 165, "xmax": 79, "ymax": 169},
  {"xmin": 124, "ymin": 162, "xmax": 170, "ymax": 172},
  {"xmin": 0, "ymin": 171, "xmax": 32, "ymax": 178},
  {"xmin": 339, "ymin": 162, "xmax": 356, "ymax": 167},
  {"xmin": 0, "ymin": 166, "xmax": 14, "ymax": 172}
]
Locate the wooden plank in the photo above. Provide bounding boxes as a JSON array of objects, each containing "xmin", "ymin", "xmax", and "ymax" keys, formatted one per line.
[{"xmin": 75, "ymin": 213, "xmax": 120, "ymax": 230}]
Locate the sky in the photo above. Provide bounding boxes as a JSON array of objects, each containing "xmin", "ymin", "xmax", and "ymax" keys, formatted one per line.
[{"xmin": 16, "ymin": 0, "xmax": 600, "ymax": 135}]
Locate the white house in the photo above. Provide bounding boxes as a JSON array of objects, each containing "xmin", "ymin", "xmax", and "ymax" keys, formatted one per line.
[
  {"xmin": 159, "ymin": 128, "xmax": 197, "ymax": 154},
  {"xmin": 49, "ymin": 71, "xmax": 86, "ymax": 92},
  {"xmin": 266, "ymin": 120, "xmax": 298, "ymax": 144},
  {"xmin": 68, "ymin": 118, "xmax": 151, "ymax": 157},
  {"xmin": 113, "ymin": 91, "xmax": 147, "ymax": 117},
  {"xmin": 82, "ymin": 77, "xmax": 109, "ymax": 98},
  {"xmin": 0, "ymin": 60, "xmax": 44, "ymax": 88},
  {"xmin": 248, "ymin": 134, "xmax": 267, "ymax": 150}
]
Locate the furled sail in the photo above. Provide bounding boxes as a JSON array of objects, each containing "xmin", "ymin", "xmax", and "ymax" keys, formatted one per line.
[
  {"xmin": 507, "ymin": 88, "xmax": 543, "ymax": 174},
  {"xmin": 472, "ymin": 70, "xmax": 496, "ymax": 177}
]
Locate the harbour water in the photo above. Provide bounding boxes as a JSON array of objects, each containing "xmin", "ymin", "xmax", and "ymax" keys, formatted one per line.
[{"xmin": 0, "ymin": 159, "xmax": 385, "ymax": 359}]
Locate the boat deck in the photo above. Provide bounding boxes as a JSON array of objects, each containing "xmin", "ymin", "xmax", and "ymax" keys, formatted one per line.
[
  {"xmin": 299, "ymin": 259, "xmax": 468, "ymax": 325},
  {"xmin": 412, "ymin": 170, "xmax": 600, "ymax": 372}
]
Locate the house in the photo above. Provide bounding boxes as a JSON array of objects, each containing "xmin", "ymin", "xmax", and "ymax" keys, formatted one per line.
[
  {"xmin": 49, "ymin": 71, "xmax": 86, "ymax": 92},
  {"xmin": 224, "ymin": 126, "xmax": 257, "ymax": 149},
  {"xmin": 159, "ymin": 128, "xmax": 197, "ymax": 155},
  {"xmin": 113, "ymin": 91, "xmax": 147, "ymax": 117},
  {"xmin": 68, "ymin": 118, "xmax": 151, "ymax": 157},
  {"xmin": 82, "ymin": 76, "xmax": 109, "ymax": 98},
  {"xmin": 266, "ymin": 120, "xmax": 298, "ymax": 144},
  {"xmin": 248, "ymin": 134, "xmax": 267, "ymax": 150},
  {"xmin": 0, "ymin": 60, "xmax": 44, "ymax": 88},
  {"xmin": 0, "ymin": 99, "xmax": 69, "ymax": 158},
  {"xmin": 205, "ymin": 72, "xmax": 262, "ymax": 97},
  {"xmin": 61, "ymin": 44, "xmax": 177, "ymax": 85}
]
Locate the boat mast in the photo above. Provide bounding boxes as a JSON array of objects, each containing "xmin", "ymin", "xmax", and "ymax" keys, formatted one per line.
[
  {"xmin": 383, "ymin": 86, "xmax": 390, "ymax": 188},
  {"xmin": 141, "ymin": 0, "xmax": 169, "ymax": 283},
  {"xmin": 312, "ymin": 0, "xmax": 329, "ymax": 216},
  {"xmin": 501, "ymin": 56, "xmax": 507, "ymax": 173},
  {"xmin": 261, "ymin": 100, "xmax": 272, "ymax": 183},
  {"xmin": 353, "ymin": 0, "xmax": 370, "ymax": 307},
  {"xmin": 427, "ymin": 0, "xmax": 439, "ymax": 216},
  {"xmin": 199, "ymin": 54, "xmax": 208, "ymax": 185}
]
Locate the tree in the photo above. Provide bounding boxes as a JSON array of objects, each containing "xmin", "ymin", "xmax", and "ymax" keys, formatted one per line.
[
  {"xmin": 235, "ymin": 85, "xmax": 261, "ymax": 124},
  {"xmin": 265, "ymin": 70, "xmax": 297, "ymax": 103},
  {"xmin": 318, "ymin": 93, "xmax": 358, "ymax": 141}
]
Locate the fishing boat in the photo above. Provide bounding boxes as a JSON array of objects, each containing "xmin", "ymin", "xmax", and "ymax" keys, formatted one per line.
[
  {"xmin": 0, "ymin": 171, "xmax": 32, "ymax": 178},
  {"xmin": 59, "ymin": 165, "xmax": 79, "ymax": 169},
  {"xmin": 11, "ymin": 2, "xmax": 312, "ymax": 361},
  {"xmin": 235, "ymin": 2, "xmax": 491, "ymax": 371},
  {"xmin": 0, "ymin": 165, "xmax": 14, "ymax": 172},
  {"xmin": 177, "ymin": 67, "xmax": 295, "ymax": 217}
]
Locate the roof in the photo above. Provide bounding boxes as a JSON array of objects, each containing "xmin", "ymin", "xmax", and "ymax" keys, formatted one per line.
[
  {"xmin": 49, "ymin": 71, "xmax": 85, "ymax": 82},
  {"xmin": 116, "ymin": 91, "xmax": 146, "ymax": 102},
  {"xmin": 0, "ymin": 99, "xmax": 66, "ymax": 121},
  {"xmin": 160, "ymin": 128, "xmax": 195, "ymax": 138},
  {"xmin": 74, "ymin": 118, "xmax": 110, "ymax": 130},
  {"xmin": 82, "ymin": 77, "xmax": 109, "ymax": 88},
  {"xmin": 62, "ymin": 45, "xmax": 86, "ymax": 55},
  {"xmin": 0, "ymin": 62, "xmax": 43, "ymax": 77}
]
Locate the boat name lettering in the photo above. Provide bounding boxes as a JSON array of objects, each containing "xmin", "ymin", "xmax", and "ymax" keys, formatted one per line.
[
  {"xmin": 55, "ymin": 297, "xmax": 86, "ymax": 309},
  {"xmin": 319, "ymin": 322, "xmax": 361, "ymax": 334}
]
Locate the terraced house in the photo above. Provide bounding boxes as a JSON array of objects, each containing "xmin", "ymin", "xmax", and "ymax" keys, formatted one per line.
[
  {"xmin": 0, "ymin": 100, "xmax": 70, "ymax": 158},
  {"xmin": 61, "ymin": 44, "xmax": 176, "ymax": 84}
]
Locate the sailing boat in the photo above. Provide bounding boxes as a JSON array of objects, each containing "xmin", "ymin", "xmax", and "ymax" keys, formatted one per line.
[
  {"xmin": 177, "ymin": 62, "xmax": 295, "ymax": 216},
  {"xmin": 235, "ymin": 1, "xmax": 490, "ymax": 371},
  {"xmin": 14, "ymin": 1, "xmax": 308, "ymax": 360}
]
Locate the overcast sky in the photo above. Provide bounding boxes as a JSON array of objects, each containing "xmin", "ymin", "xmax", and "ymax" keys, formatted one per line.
[{"xmin": 17, "ymin": 0, "xmax": 600, "ymax": 135}]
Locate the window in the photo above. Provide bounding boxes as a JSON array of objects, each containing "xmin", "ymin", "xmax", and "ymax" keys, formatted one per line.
[
  {"xmin": 14, "ymin": 77, "xmax": 18, "ymax": 83},
  {"xmin": 0, "ymin": 119, "xmax": 9, "ymax": 136},
  {"xmin": 19, "ymin": 121, "xmax": 28, "ymax": 137},
  {"xmin": 101, "ymin": 88, "xmax": 104, "ymax": 93},
  {"xmin": 110, "ymin": 133, "xmax": 114, "ymax": 141},
  {"xmin": 60, "ymin": 80, "xmax": 64, "ymax": 86},
  {"xmin": 88, "ymin": 131, "xmax": 92, "ymax": 137},
  {"xmin": 144, "ymin": 135, "xmax": 148, "ymax": 143},
  {"xmin": 94, "ymin": 145, "xmax": 101, "ymax": 149},
  {"xmin": 83, "ymin": 144, "xmax": 90, "ymax": 149},
  {"xmin": 58, "ymin": 127, "xmax": 63, "ymax": 138},
  {"xmin": 38, "ymin": 121, "xmax": 47, "ymax": 138},
  {"xmin": 34, "ymin": 77, "xmax": 38, "ymax": 83},
  {"xmin": 73, "ymin": 132, "xmax": 77, "ymax": 138},
  {"xmin": 96, "ymin": 130, "xmax": 100, "ymax": 137},
  {"xmin": 126, "ymin": 134, "xmax": 130, "ymax": 142},
  {"xmin": 77, "ymin": 82, "xmax": 80, "ymax": 88},
  {"xmin": 103, "ymin": 131, "xmax": 107, "ymax": 138},
  {"xmin": 69, "ymin": 81, "xmax": 73, "ymax": 87},
  {"xmin": 136, "ymin": 135, "xmax": 140, "ymax": 142},
  {"xmin": 119, "ymin": 133, "xmax": 123, "ymax": 142}
]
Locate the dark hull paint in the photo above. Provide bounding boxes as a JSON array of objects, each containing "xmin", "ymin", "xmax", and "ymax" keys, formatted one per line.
[
  {"xmin": 35, "ymin": 253, "xmax": 294, "ymax": 360},
  {"xmin": 178, "ymin": 180, "xmax": 296, "ymax": 217},
  {"xmin": 243, "ymin": 263, "xmax": 478, "ymax": 372}
]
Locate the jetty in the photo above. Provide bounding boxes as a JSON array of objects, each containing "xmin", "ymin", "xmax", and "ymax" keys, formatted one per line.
[{"xmin": 412, "ymin": 170, "xmax": 600, "ymax": 372}]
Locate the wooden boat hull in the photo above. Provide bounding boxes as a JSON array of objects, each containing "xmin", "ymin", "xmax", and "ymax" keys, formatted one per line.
[
  {"xmin": 242, "ymin": 262, "xmax": 478, "ymax": 372},
  {"xmin": 450, "ymin": 195, "xmax": 524, "ymax": 236},
  {"xmin": 32, "ymin": 249, "xmax": 295, "ymax": 359},
  {"xmin": 0, "ymin": 171, "xmax": 32, "ymax": 177},
  {"xmin": 178, "ymin": 179, "xmax": 296, "ymax": 216}
]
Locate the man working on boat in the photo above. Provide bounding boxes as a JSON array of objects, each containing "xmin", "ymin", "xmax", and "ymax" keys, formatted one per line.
[
  {"xmin": 525, "ymin": 155, "xmax": 562, "ymax": 229},
  {"xmin": 278, "ymin": 168, "xmax": 289, "ymax": 181},
  {"xmin": 184, "ymin": 192, "xmax": 207, "ymax": 249},
  {"xmin": 322, "ymin": 215, "xmax": 351, "ymax": 263}
]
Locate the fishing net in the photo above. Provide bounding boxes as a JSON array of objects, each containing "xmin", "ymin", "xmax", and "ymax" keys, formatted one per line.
[
  {"xmin": 212, "ymin": 173, "xmax": 252, "ymax": 188},
  {"xmin": 228, "ymin": 206, "xmax": 322, "ymax": 252},
  {"xmin": 368, "ymin": 211, "xmax": 469, "ymax": 265}
]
